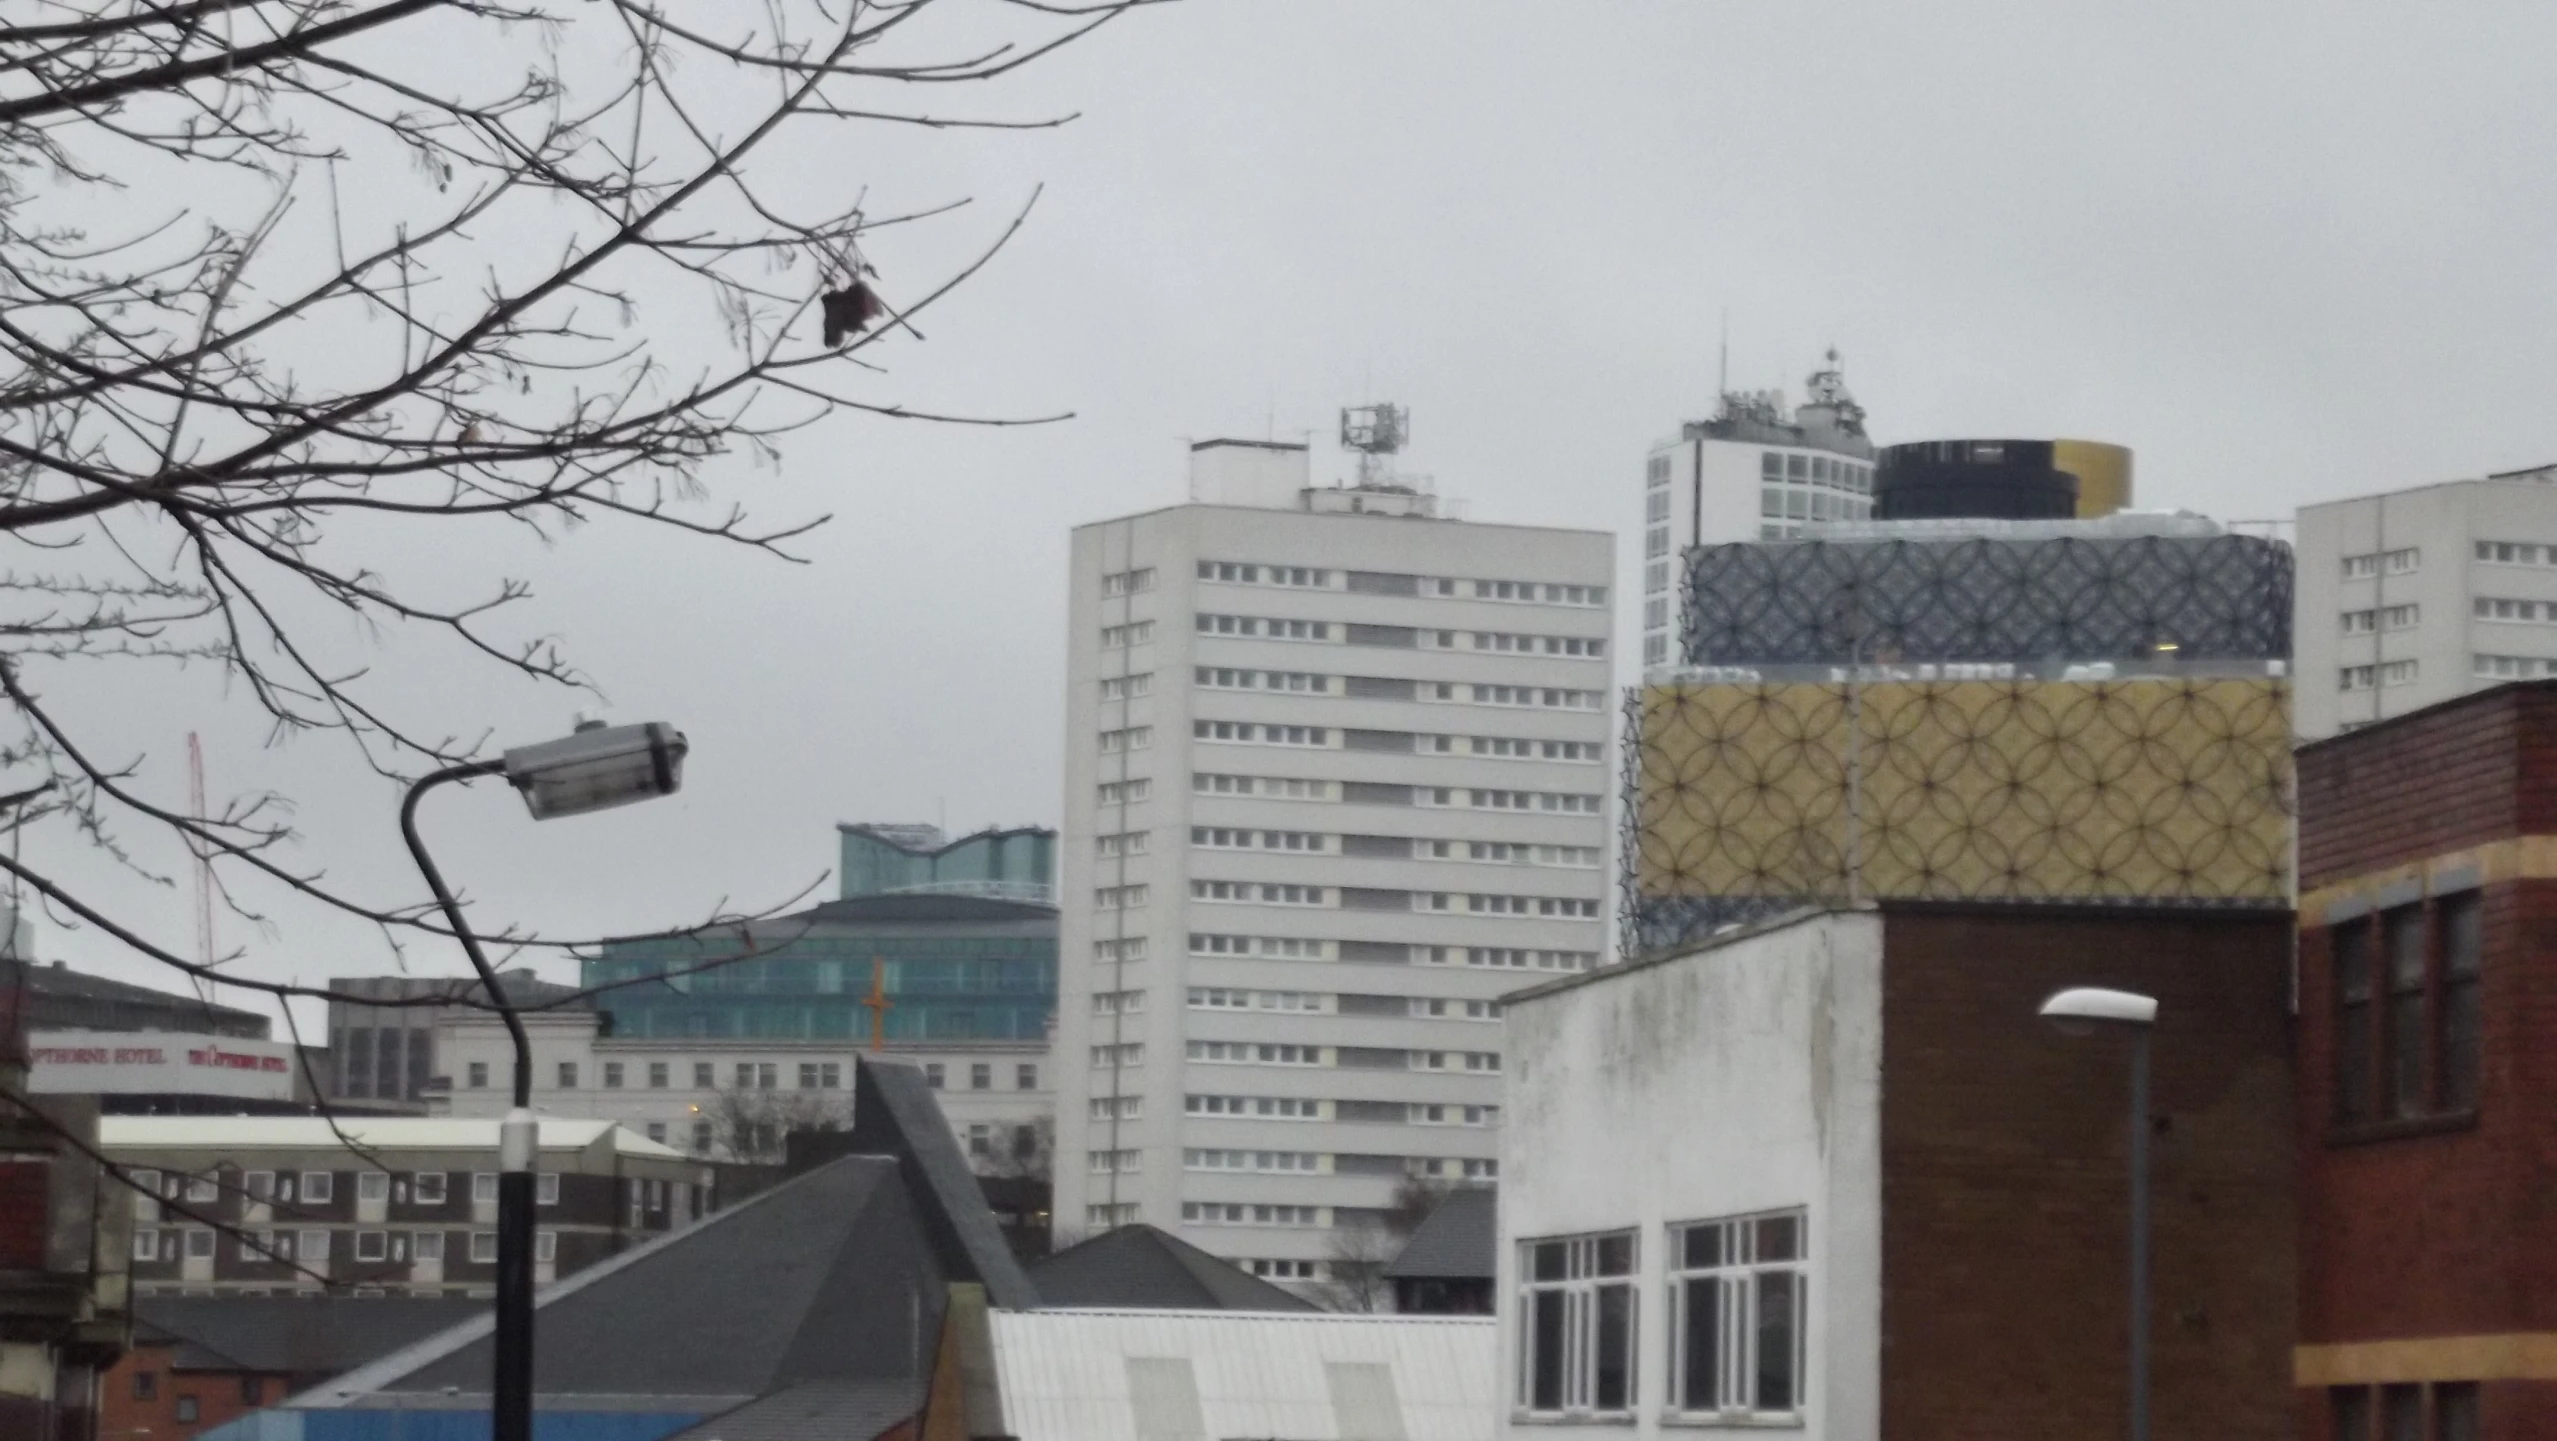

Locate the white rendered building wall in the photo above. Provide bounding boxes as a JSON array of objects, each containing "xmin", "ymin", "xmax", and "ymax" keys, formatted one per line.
[
  {"xmin": 1497, "ymin": 911, "xmax": 1884, "ymax": 1440},
  {"xmin": 1058, "ymin": 502, "xmax": 1613, "ymax": 1279}
]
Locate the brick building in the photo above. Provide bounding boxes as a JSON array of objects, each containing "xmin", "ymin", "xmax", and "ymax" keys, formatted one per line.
[
  {"xmin": 2294, "ymin": 680, "xmax": 2557, "ymax": 1440},
  {"xmin": 1495, "ymin": 902, "xmax": 2295, "ymax": 1440},
  {"xmin": 98, "ymin": 1295, "xmax": 474, "ymax": 1441},
  {"xmin": 99, "ymin": 1116, "xmax": 710, "ymax": 1298}
]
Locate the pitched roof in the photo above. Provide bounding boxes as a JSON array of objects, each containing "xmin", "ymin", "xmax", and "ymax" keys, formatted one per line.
[
  {"xmin": 99, "ymin": 1115, "xmax": 685, "ymax": 1159},
  {"xmin": 138, "ymin": 1296, "xmax": 483, "ymax": 1376},
  {"xmin": 1384, "ymin": 1187, "xmax": 1497, "ymax": 1282},
  {"xmin": 663, "ymin": 1378, "xmax": 923, "ymax": 1441},
  {"xmin": 1029, "ymin": 1226, "xmax": 1317, "ymax": 1312},
  {"xmin": 846, "ymin": 1058, "xmax": 1039, "ymax": 1310},
  {"xmin": 298, "ymin": 1155, "xmax": 942, "ymax": 1409},
  {"xmin": 988, "ymin": 1308, "xmax": 1499, "ymax": 1441}
]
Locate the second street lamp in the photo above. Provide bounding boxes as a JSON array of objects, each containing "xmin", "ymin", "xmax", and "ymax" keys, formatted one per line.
[
  {"xmin": 2038, "ymin": 985, "xmax": 2159, "ymax": 1441},
  {"xmin": 400, "ymin": 720, "xmax": 688, "ymax": 1441}
]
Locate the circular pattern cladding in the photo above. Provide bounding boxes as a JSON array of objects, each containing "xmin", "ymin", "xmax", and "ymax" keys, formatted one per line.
[{"xmin": 1623, "ymin": 678, "xmax": 2293, "ymax": 955}]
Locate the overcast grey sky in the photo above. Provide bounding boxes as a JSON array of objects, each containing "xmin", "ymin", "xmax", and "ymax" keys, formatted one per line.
[{"xmin": 38, "ymin": 1, "xmax": 2557, "ymax": 1028}]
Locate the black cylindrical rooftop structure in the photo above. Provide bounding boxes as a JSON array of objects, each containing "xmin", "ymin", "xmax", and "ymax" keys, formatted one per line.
[{"xmin": 1873, "ymin": 439, "xmax": 2078, "ymax": 521}]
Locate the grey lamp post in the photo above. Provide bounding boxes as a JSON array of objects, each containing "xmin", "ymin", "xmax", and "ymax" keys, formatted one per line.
[
  {"xmin": 399, "ymin": 720, "xmax": 688, "ymax": 1441},
  {"xmin": 2038, "ymin": 985, "xmax": 2159, "ymax": 1441}
]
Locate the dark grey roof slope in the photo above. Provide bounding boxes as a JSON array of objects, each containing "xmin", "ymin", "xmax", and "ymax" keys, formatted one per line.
[
  {"xmin": 665, "ymin": 1379, "xmax": 922, "ymax": 1441},
  {"xmin": 139, "ymin": 1296, "xmax": 481, "ymax": 1375},
  {"xmin": 1030, "ymin": 1226, "xmax": 1317, "ymax": 1312},
  {"xmin": 305, "ymin": 1156, "xmax": 945, "ymax": 1408},
  {"xmin": 1384, "ymin": 1187, "xmax": 1497, "ymax": 1281},
  {"xmin": 846, "ymin": 1057, "xmax": 1039, "ymax": 1310},
  {"xmin": 1, "ymin": 957, "xmax": 270, "ymax": 1036}
]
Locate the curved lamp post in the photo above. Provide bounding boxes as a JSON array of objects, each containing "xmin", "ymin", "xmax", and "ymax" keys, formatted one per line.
[
  {"xmin": 2038, "ymin": 985, "xmax": 2158, "ymax": 1441},
  {"xmin": 400, "ymin": 720, "xmax": 687, "ymax": 1441}
]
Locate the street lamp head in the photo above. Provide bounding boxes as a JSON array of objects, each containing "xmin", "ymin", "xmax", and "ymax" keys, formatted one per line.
[
  {"xmin": 2039, "ymin": 986, "xmax": 2158, "ymax": 1036},
  {"xmin": 500, "ymin": 721, "xmax": 688, "ymax": 820}
]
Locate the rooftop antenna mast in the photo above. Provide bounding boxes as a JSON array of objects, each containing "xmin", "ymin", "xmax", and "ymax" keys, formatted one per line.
[{"xmin": 1338, "ymin": 403, "xmax": 1409, "ymax": 489}]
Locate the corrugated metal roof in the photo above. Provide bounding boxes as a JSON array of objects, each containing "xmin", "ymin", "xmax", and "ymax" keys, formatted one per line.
[
  {"xmin": 989, "ymin": 1308, "xmax": 1497, "ymax": 1441},
  {"xmin": 99, "ymin": 1115, "xmax": 685, "ymax": 1159}
]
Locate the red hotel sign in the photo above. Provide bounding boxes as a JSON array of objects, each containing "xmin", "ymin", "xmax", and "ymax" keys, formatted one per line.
[{"xmin": 26, "ymin": 1029, "xmax": 297, "ymax": 1100}]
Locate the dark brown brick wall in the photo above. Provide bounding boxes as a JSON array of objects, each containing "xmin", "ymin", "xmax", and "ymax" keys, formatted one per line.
[
  {"xmin": 2296, "ymin": 682, "xmax": 2557, "ymax": 890},
  {"xmin": 2295, "ymin": 880, "xmax": 2557, "ymax": 1345},
  {"xmin": 1877, "ymin": 905, "xmax": 2295, "ymax": 1441},
  {"xmin": 0, "ymin": 1157, "xmax": 49, "ymax": 1268}
]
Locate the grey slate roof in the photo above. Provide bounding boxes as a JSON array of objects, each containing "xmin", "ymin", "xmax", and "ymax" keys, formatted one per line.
[
  {"xmin": 300, "ymin": 1156, "xmax": 945, "ymax": 1410},
  {"xmin": 663, "ymin": 1379, "xmax": 923, "ymax": 1441},
  {"xmin": 1029, "ymin": 1226, "xmax": 1317, "ymax": 1312},
  {"xmin": 846, "ymin": 1057, "xmax": 1040, "ymax": 1310},
  {"xmin": 138, "ymin": 1296, "xmax": 482, "ymax": 1376},
  {"xmin": 796, "ymin": 893, "xmax": 1057, "ymax": 926},
  {"xmin": 1383, "ymin": 1187, "xmax": 1497, "ymax": 1282}
]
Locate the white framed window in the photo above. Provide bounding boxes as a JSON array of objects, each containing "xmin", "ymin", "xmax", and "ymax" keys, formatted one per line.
[
  {"xmin": 1094, "ymin": 884, "xmax": 1150, "ymax": 910},
  {"xmin": 536, "ymin": 1231, "xmax": 558, "ymax": 1263},
  {"xmin": 466, "ymin": 1061, "xmax": 489, "ymax": 1088},
  {"xmin": 1088, "ymin": 1095, "xmax": 1144, "ymax": 1120},
  {"xmin": 413, "ymin": 1171, "xmax": 448, "ymax": 1205},
  {"xmin": 183, "ymin": 1227, "xmax": 215, "ymax": 1259},
  {"xmin": 356, "ymin": 1171, "xmax": 389, "ymax": 1203},
  {"xmin": 300, "ymin": 1171, "xmax": 334, "ymax": 1204},
  {"xmin": 1100, "ymin": 621, "xmax": 1156, "ymax": 648},
  {"xmin": 1102, "ymin": 566, "xmax": 1156, "ymax": 597},
  {"xmin": 2476, "ymin": 539, "xmax": 2557, "ymax": 567},
  {"xmin": 536, "ymin": 1173, "xmax": 560, "ymax": 1206},
  {"xmin": 1183, "ymin": 1148, "xmax": 1320, "ymax": 1173},
  {"xmin": 1090, "ymin": 989, "xmax": 1146, "ymax": 1016},
  {"xmin": 131, "ymin": 1228, "xmax": 158, "ymax": 1262},
  {"xmin": 1097, "ymin": 778, "xmax": 1154, "ymax": 805},
  {"xmin": 298, "ymin": 1229, "xmax": 331, "ymax": 1262},
  {"xmin": 1089, "ymin": 1043, "xmax": 1144, "ymax": 1068},
  {"xmin": 1516, "ymin": 1230, "xmax": 1638, "ymax": 1416},
  {"xmin": 470, "ymin": 1232, "xmax": 498, "ymax": 1263},
  {"xmin": 1100, "ymin": 672, "xmax": 1154, "ymax": 701},
  {"xmin": 1095, "ymin": 830, "xmax": 1150, "ymax": 859},
  {"xmin": 1086, "ymin": 1148, "xmax": 1142, "ymax": 1174},
  {"xmin": 1085, "ymin": 1203, "xmax": 1142, "ymax": 1227},
  {"xmin": 2474, "ymin": 653, "xmax": 2557, "ymax": 679},
  {"xmin": 1099, "ymin": 725, "xmax": 1153, "ymax": 753},
  {"xmin": 1181, "ymin": 1201, "xmax": 1321, "ymax": 1227},
  {"xmin": 1670, "ymin": 1210, "xmax": 1808, "ymax": 1420},
  {"xmin": 414, "ymin": 1231, "xmax": 445, "ymax": 1261},
  {"xmin": 354, "ymin": 1230, "xmax": 388, "ymax": 1262},
  {"xmin": 472, "ymin": 1173, "xmax": 498, "ymax": 1204},
  {"xmin": 1185, "ymin": 1040, "xmax": 1320, "ymax": 1065},
  {"xmin": 1093, "ymin": 937, "xmax": 1150, "ymax": 963},
  {"xmin": 1186, "ymin": 1093, "xmax": 1323, "ymax": 1120}
]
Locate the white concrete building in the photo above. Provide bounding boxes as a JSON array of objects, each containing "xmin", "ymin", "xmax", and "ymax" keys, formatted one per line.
[
  {"xmin": 1056, "ymin": 435, "xmax": 1613, "ymax": 1285},
  {"xmin": 1638, "ymin": 361, "xmax": 1876, "ymax": 672},
  {"xmin": 1497, "ymin": 911, "xmax": 1879, "ymax": 1438},
  {"xmin": 433, "ymin": 1007, "xmax": 1052, "ymax": 1169},
  {"xmin": 2296, "ymin": 465, "xmax": 2557, "ymax": 739}
]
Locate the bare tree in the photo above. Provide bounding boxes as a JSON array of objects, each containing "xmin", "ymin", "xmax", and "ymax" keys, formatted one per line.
[
  {"xmin": 1315, "ymin": 1176, "xmax": 1461, "ymax": 1313},
  {"xmin": 0, "ymin": 0, "xmax": 1151, "ymax": 1289},
  {"xmin": 704, "ymin": 1085, "xmax": 854, "ymax": 1164},
  {"xmin": 0, "ymin": 0, "xmax": 1149, "ymax": 1021},
  {"xmin": 978, "ymin": 1110, "xmax": 1051, "ymax": 1182}
]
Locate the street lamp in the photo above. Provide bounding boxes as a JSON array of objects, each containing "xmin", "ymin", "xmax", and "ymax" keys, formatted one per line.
[
  {"xmin": 400, "ymin": 720, "xmax": 687, "ymax": 1441},
  {"xmin": 2038, "ymin": 985, "xmax": 2159, "ymax": 1441}
]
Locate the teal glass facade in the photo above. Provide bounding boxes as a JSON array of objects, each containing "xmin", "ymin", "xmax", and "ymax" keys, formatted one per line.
[{"xmin": 584, "ymin": 895, "xmax": 1057, "ymax": 1044}]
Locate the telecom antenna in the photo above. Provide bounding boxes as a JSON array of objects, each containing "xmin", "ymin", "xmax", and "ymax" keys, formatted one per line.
[{"xmin": 1338, "ymin": 403, "xmax": 1409, "ymax": 489}]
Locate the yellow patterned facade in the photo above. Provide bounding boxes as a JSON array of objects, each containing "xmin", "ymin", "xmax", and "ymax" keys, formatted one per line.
[{"xmin": 1629, "ymin": 677, "xmax": 2294, "ymax": 912}]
